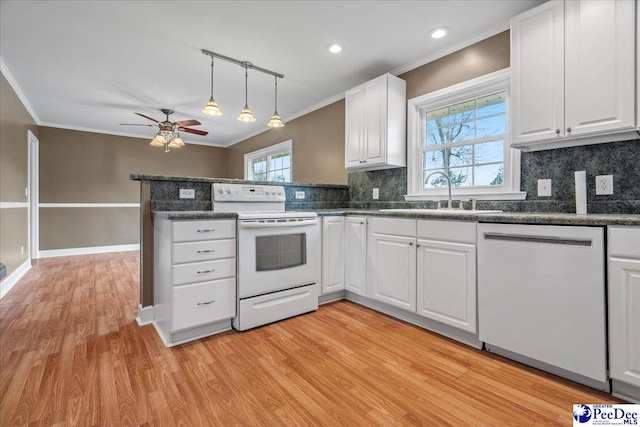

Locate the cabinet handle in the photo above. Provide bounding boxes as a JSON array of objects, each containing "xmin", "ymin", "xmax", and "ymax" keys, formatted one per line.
[
  {"xmin": 197, "ymin": 229, "xmax": 215, "ymax": 233},
  {"xmin": 197, "ymin": 249, "xmax": 215, "ymax": 253},
  {"xmin": 555, "ymin": 128, "xmax": 561, "ymax": 135},
  {"xmin": 409, "ymin": 242, "xmax": 414, "ymax": 246},
  {"xmin": 197, "ymin": 270, "xmax": 215, "ymax": 274},
  {"xmin": 566, "ymin": 127, "xmax": 572, "ymax": 133},
  {"xmin": 197, "ymin": 300, "xmax": 216, "ymax": 306},
  {"xmin": 416, "ymin": 244, "xmax": 421, "ymax": 248},
  {"xmin": 360, "ymin": 221, "xmax": 365, "ymax": 225}
]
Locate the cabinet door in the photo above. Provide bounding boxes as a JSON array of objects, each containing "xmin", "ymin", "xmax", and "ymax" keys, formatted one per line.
[
  {"xmin": 369, "ymin": 233, "xmax": 416, "ymax": 311},
  {"xmin": 363, "ymin": 75, "xmax": 388, "ymax": 166},
  {"xmin": 609, "ymin": 257, "xmax": 640, "ymax": 387},
  {"xmin": 511, "ymin": 0, "xmax": 565, "ymax": 145},
  {"xmin": 416, "ymin": 240, "xmax": 476, "ymax": 333},
  {"xmin": 321, "ymin": 217, "xmax": 345, "ymax": 294},
  {"xmin": 345, "ymin": 217, "xmax": 367, "ymax": 296},
  {"xmin": 564, "ymin": 0, "xmax": 636, "ymax": 137},
  {"xmin": 345, "ymin": 86, "xmax": 365, "ymax": 168}
]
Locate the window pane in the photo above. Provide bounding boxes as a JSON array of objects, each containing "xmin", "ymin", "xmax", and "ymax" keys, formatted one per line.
[
  {"xmin": 281, "ymin": 168, "xmax": 291, "ymax": 182},
  {"xmin": 274, "ymin": 155, "xmax": 283, "ymax": 170},
  {"xmin": 282, "ymin": 154, "xmax": 291, "ymax": 168},
  {"xmin": 448, "ymin": 166, "xmax": 472, "ymax": 187},
  {"xmin": 426, "ymin": 107, "xmax": 449, "ymax": 129},
  {"xmin": 448, "ymin": 100, "xmax": 475, "ymax": 125},
  {"xmin": 449, "ymin": 122, "xmax": 475, "ymax": 143},
  {"xmin": 476, "ymin": 114, "xmax": 506, "ymax": 138},
  {"xmin": 254, "ymin": 172, "xmax": 266, "ymax": 181},
  {"xmin": 423, "ymin": 170, "xmax": 449, "ymax": 188},
  {"xmin": 477, "ymin": 92, "xmax": 506, "ymax": 118},
  {"xmin": 423, "ymin": 150, "xmax": 444, "ymax": 170},
  {"xmin": 474, "ymin": 163, "xmax": 504, "ymax": 186},
  {"xmin": 474, "ymin": 140, "xmax": 504, "ymax": 164},
  {"xmin": 448, "ymin": 145, "xmax": 473, "ymax": 167}
]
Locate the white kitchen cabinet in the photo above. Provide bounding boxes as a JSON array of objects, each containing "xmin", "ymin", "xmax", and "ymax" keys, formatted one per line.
[
  {"xmin": 511, "ymin": 0, "xmax": 636, "ymax": 151},
  {"xmin": 368, "ymin": 218, "xmax": 417, "ymax": 311},
  {"xmin": 345, "ymin": 217, "xmax": 367, "ymax": 296},
  {"xmin": 153, "ymin": 218, "xmax": 237, "ymax": 346},
  {"xmin": 416, "ymin": 220, "xmax": 477, "ymax": 333},
  {"xmin": 345, "ymin": 73, "xmax": 406, "ymax": 170},
  {"xmin": 321, "ymin": 217, "xmax": 345, "ymax": 295},
  {"xmin": 608, "ymin": 227, "xmax": 640, "ymax": 389}
]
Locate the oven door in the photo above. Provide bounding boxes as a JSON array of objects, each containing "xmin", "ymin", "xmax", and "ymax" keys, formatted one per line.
[{"xmin": 237, "ymin": 218, "xmax": 321, "ymax": 299}]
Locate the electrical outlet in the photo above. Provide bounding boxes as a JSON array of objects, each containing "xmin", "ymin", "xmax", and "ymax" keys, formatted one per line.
[
  {"xmin": 372, "ymin": 188, "xmax": 379, "ymax": 200},
  {"xmin": 295, "ymin": 191, "xmax": 305, "ymax": 199},
  {"xmin": 21, "ymin": 246, "xmax": 24, "ymax": 255},
  {"xmin": 537, "ymin": 179, "xmax": 552, "ymax": 197},
  {"xmin": 179, "ymin": 189, "xmax": 195, "ymax": 199},
  {"xmin": 595, "ymin": 175, "xmax": 613, "ymax": 195}
]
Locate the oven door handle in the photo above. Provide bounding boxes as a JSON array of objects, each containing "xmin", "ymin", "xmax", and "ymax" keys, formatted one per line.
[{"xmin": 238, "ymin": 219, "xmax": 318, "ymax": 229}]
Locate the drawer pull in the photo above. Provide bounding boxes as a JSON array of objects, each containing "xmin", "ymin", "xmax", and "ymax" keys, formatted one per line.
[
  {"xmin": 197, "ymin": 249, "xmax": 216, "ymax": 253},
  {"xmin": 197, "ymin": 270, "xmax": 215, "ymax": 274},
  {"xmin": 197, "ymin": 229, "xmax": 215, "ymax": 233},
  {"xmin": 197, "ymin": 300, "xmax": 216, "ymax": 306}
]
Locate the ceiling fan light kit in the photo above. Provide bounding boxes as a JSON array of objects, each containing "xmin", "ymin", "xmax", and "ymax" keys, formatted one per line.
[
  {"xmin": 201, "ymin": 49, "xmax": 285, "ymax": 128},
  {"xmin": 122, "ymin": 109, "xmax": 208, "ymax": 152}
]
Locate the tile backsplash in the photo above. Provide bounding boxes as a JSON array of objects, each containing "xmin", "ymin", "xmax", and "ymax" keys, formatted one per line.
[{"xmin": 348, "ymin": 139, "xmax": 640, "ymax": 214}]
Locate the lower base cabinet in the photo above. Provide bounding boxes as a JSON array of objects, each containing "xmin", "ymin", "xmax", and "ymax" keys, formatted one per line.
[
  {"xmin": 321, "ymin": 217, "xmax": 345, "ymax": 295},
  {"xmin": 369, "ymin": 233, "xmax": 417, "ymax": 311},
  {"xmin": 345, "ymin": 217, "xmax": 367, "ymax": 296}
]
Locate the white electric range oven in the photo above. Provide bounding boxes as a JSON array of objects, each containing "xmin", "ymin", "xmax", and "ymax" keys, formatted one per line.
[{"xmin": 212, "ymin": 183, "xmax": 320, "ymax": 331}]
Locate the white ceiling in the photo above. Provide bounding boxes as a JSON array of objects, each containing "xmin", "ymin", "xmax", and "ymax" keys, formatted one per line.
[{"xmin": 0, "ymin": 1, "xmax": 543, "ymax": 147}]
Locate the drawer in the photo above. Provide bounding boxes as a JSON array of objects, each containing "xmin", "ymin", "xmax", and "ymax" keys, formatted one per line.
[
  {"xmin": 418, "ymin": 220, "xmax": 476, "ymax": 244},
  {"xmin": 173, "ymin": 239, "xmax": 236, "ymax": 264},
  {"xmin": 173, "ymin": 258, "xmax": 236, "ymax": 286},
  {"xmin": 172, "ymin": 219, "xmax": 236, "ymax": 243},
  {"xmin": 371, "ymin": 217, "xmax": 416, "ymax": 237},
  {"xmin": 608, "ymin": 226, "xmax": 640, "ymax": 258},
  {"xmin": 172, "ymin": 278, "xmax": 236, "ymax": 331}
]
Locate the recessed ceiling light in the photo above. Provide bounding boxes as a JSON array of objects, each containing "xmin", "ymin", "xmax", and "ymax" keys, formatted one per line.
[
  {"xmin": 429, "ymin": 27, "xmax": 450, "ymax": 39},
  {"xmin": 327, "ymin": 43, "xmax": 345, "ymax": 54}
]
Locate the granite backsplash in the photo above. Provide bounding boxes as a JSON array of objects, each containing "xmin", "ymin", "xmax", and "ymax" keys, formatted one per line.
[{"xmin": 348, "ymin": 139, "xmax": 640, "ymax": 214}]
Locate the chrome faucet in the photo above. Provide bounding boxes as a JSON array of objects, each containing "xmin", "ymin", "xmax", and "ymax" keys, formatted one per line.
[{"xmin": 424, "ymin": 171, "xmax": 452, "ymax": 209}]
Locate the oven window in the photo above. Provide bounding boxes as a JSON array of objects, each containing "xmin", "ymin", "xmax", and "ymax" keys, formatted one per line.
[{"xmin": 256, "ymin": 233, "xmax": 306, "ymax": 271}]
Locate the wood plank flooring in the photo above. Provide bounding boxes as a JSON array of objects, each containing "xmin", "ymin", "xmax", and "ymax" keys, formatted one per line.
[{"xmin": 1, "ymin": 253, "xmax": 620, "ymax": 426}]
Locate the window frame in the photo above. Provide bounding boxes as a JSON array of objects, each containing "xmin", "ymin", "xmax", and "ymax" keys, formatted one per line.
[
  {"xmin": 406, "ymin": 69, "xmax": 526, "ymax": 201},
  {"xmin": 244, "ymin": 139, "xmax": 293, "ymax": 183}
]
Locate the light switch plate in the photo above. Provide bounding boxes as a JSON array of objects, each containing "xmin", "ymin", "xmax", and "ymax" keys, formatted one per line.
[
  {"xmin": 595, "ymin": 175, "xmax": 613, "ymax": 195},
  {"xmin": 537, "ymin": 179, "xmax": 552, "ymax": 197},
  {"xmin": 179, "ymin": 189, "xmax": 195, "ymax": 199},
  {"xmin": 373, "ymin": 188, "xmax": 379, "ymax": 200},
  {"xmin": 295, "ymin": 191, "xmax": 305, "ymax": 199}
]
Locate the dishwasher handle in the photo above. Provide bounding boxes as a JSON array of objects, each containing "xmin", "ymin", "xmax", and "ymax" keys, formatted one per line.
[{"xmin": 483, "ymin": 232, "xmax": 592, "ymax": 247}]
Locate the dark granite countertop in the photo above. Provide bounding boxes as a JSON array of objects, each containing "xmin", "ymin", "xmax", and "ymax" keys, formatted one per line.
[
  {"xmin": 130, "ymin": 174, "xmax": 348, "ymax": 189},
  {"xmin": 153, "ymin": 211, "xmax": 237, "ymax": 220},
  {"xmin": 152, "ymin": 209, "xmax": 640, "ymax": 226}
]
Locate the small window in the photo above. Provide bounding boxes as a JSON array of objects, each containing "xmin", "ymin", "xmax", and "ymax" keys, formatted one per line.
[
  {"xmin": 244, "ymin": 140, "xmax": 292, "ymax": 182},
  {"xmin": 406, "ymin": 69, "xmax": 525, "ymax": 201}
]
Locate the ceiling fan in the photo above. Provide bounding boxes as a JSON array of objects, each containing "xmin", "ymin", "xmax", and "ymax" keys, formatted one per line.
[{"xmin": 121, "ymin": 108, "xmax": 208, "ymax": 151}]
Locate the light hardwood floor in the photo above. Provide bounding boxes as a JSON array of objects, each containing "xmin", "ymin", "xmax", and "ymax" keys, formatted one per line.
[{"xmin": 1, "ymin": 253, "xmax": 619, "ymax": 426}]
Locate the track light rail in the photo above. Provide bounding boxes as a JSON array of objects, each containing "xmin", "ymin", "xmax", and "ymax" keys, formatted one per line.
[{"xmin": 201, "ymin": 49, "xmax": 284, "ymax": 79}]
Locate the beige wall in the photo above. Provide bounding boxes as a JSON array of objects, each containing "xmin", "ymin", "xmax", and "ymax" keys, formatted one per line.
[
  {"xmin": 38, "ymin": 127, "xmax": 227, "ymax": 250},
  {"xmin": 226, "ymin": 99, "xmax": 347, "ymax": 185},
  {"xmin": 226, "ymin": 31, "xmax": 510, "ymax": 184},
  {"xmin": 0, "ymin": 72, "xmax": 38, "ymax": 279}
]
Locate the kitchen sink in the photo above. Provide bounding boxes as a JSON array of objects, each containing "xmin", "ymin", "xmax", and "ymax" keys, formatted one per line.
[{"xmin": 379, "ymin": 209, "xmax": 503, "ymax": 215}]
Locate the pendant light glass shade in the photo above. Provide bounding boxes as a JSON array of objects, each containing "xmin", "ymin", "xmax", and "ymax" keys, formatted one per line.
[
  {"xmin": 168, "ymin": 136, "xmax": 184, "ymax": 148},
  {"xmin": 150, "ymin": 134, "xmax": 166, "ymax": 146},
  {"xmin": 202, "ymin": 58, "xmax": 222, "ymax": 116},
  {"xmin": 267, "ymin": 76, "xmax": 284, "ymax": 128},
  {"xmin": 237, "ymin": 65, "xmax": 255, "ymax": 123}
]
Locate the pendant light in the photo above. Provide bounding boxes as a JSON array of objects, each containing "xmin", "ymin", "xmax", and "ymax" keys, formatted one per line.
[
  {"xmin": 267, "ymin": 76, "xmax": 284, "ymax": 128},
  {"xmin": 202, "ymin": 57, "xmax": 222, "ymax": 116},
  {"xmin": 237, "ymin": 64, "xmax": 256, "ymax": 122},
  {"xmin": 150, "ymin": 134, "xmax": 166, "ymax": 147}
]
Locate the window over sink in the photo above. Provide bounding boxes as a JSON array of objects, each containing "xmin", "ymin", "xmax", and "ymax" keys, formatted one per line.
[
  {"xmin": 406, "ymin": 69, "xmax": 526, "ymax": 201},
  {"xmin": 244, "ymin": 139, "xmax": 292, "ymax": 182}
]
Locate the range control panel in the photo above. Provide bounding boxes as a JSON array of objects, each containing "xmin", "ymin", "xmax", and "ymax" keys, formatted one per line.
[{"xmin": 212, "ymin": 183, "xmax": 286, "ymax": 202}]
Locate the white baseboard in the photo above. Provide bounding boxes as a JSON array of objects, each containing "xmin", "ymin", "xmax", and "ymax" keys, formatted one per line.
[
  {"xmin": 136, "ymin": 304, "xmax": 154, "ymax": 326},
  {"xmin": 38, "ymin": 243, "xmax": 140, "ymax": 258},
  {"xmin": 0, "ymin": 259, "xmax": 32, "ymax": 299}
]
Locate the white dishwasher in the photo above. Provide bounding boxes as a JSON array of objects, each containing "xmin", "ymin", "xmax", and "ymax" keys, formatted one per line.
[{"xmin": 477, "ymin": 223, "xmax": 608, "ymax": 391}]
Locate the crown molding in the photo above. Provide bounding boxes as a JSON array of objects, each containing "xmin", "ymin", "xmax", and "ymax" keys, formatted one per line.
[{"xmin": 0, "ymin": 57, "xmax": 41, "ymax": 124}]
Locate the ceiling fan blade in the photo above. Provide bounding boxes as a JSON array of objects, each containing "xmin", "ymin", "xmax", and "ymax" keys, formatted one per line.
[
  {"xmin": 173, "ymin": 119, "xmax": 201, "ymax": 127},
  {"xmin": 178, "ymin": 127, "xmax": 208, "ymax": 136},
  {"xmin": 134, "ymin": 112, "xmax": 160, "ymax": 123},
  {"xmin": 120, "ymin": 123, "xmax": 156, "ymax": 126}
]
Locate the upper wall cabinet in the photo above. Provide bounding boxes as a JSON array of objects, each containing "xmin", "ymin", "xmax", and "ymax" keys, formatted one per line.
[
  {"xmin": 510, "ymin": 0, "xmax": 637, "ymax": 151},
  {"xmin": 345, "ymin": 74, "xmax": 406, "ymax": 170}
]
